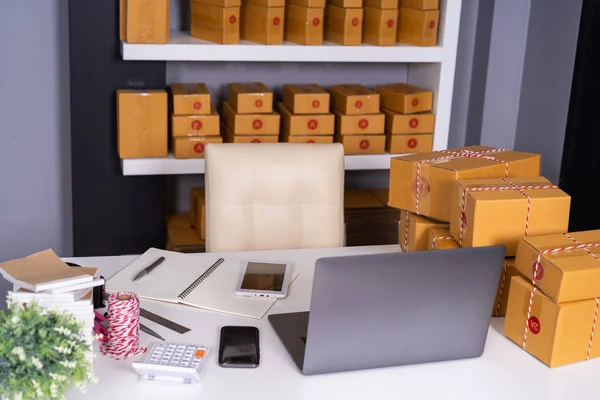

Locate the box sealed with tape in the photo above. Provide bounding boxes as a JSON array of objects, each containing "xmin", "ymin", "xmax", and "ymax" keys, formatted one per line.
[{"xmin": 399, "ymin": 210, "xmax": 448, "ymax": 252}]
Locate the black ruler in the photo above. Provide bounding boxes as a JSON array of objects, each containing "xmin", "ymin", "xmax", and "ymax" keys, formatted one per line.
[{"xmin": 139, "ymin": 308, "xmax": 191, "ymax": 334}]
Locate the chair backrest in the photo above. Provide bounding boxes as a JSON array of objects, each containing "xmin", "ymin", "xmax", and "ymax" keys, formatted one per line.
[{"xmin": 204, "ymin": 143, "xmax": 345, "ymax": 252}]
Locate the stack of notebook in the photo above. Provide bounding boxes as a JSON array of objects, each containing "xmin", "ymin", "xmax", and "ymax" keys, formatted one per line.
[{"xmin": 0, "ymin": 249, "xmax": 104, "ymax": 336}]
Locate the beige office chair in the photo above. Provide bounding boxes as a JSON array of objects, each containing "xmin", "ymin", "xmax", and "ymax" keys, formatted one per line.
[{"xmin": 204, "ymin": 143, "xmax": 345, "ymax": 252}]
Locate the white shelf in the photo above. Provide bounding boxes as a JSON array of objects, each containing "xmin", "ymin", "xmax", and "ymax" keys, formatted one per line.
[
  {"xmin": 121, "ymin": 153, "xmax": 403, "ymax": 176},
  {"xmin": 121, "ymin": 31, "xmax": 444, "ymax": 63}
]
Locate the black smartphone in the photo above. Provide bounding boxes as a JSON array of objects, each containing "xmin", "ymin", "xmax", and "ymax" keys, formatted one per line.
[{"xmin": 218, "ymin": 326, "xmax": 260, "ymax": 368}]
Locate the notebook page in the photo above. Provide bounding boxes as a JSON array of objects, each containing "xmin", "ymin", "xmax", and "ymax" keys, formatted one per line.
[{"xmin": 106, "ymin": 248, "xmax": 223, "ymax": 302}]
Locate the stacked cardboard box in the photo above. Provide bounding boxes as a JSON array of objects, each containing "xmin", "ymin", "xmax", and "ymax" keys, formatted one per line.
[
  {"xmin": 222, "ymin": 83, "xmax": 280, "ymax": 143},
  {"xmin": 279, "ymin": 84, "xmax": 334, "ymax": 143},
  {"xmin": 165, "ymin": 213, "xmax": 206, "ymax": 253},
  {"xmin": 120, "ymin": 0, "xmax": 170, "ymax": 44},
  {"xmin": 117, "ymin": 90, "xmax": 168, "ymax": 159},
  {"xmin": 241, "ymin": 0, "xmax": 285, "ymax": 44},
  {"xmin": 376, "ymin": 82, "xmax": 435, "ymax": 153},
  {"xmin": 330, "ymin": 85, "xmax": 385, "ymax": 154},
  {"xmin": 191, "ymin": 0, "xmax": 241, "ymax": 44},
  {"xmin": 345, "ymin": 189, "xmax": 400, "ymax": 246},
  {"xmin": 396, "ymin": 0, "xmax": 439, "ymax": 46},
  {"xmin": 170, "ymin": 84, "xmax": 223, "ymax": 159},
  {"xmin": 285, "ymin": 0, "xmax": 326, "ymax": 45},
  {"xmin": 363, "ymin": 0, "xmax": 398, "ymax": 46},
  {"xmin": 325, "ymin": 0, "xmax": 363, "ymax": 45}
]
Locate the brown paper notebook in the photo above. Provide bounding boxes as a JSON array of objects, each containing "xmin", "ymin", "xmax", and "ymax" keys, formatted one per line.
[{"xmin": 0, "ymin": 249, "xmax": 93, "ymax": 292}]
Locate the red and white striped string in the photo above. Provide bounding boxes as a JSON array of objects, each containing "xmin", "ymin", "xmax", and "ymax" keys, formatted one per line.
[
  {"xmin": 100, "ymin": 292, "xmax": 147, "ymax": 360},
  {"xmin": 431, "ymin": 235, "xmax": 454, "ymax": 250},
  {"xmin": 493, "ymin": 260, "xmax": 508, "ymax": 317},
  {"xmin": 522, "ymin": 287, "xmax": 538, "ymax": 349},
  {"xmin": 588, "ymin": 298, "xmax": 600, "ymax": 360},
  {"xmin": 414, "ymin": 148, "xmax": 510, "ymax": 215},
  {"xmin": 402, "ymin": 211, "xmax": 410, "ymax": 251}
]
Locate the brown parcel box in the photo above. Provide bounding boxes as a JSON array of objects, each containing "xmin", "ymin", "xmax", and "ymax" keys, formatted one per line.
[
  {"xmin": 117, "ymin": 90, "xmax": 168, "ymax": 159},
  {"xmin": 399, "ymin": 210, "xmax": 448, "ymax": 252},
  {"xmin": 120, "ymin": 0, "xmax": 170, "ymax": 44},
  {"xmin": 190, "ymin": 188, "xmax": 206, "ymax": 239},
  {"xmin": 281, "ymin": 133, "xmax": 334, "ymax": 143},
  {"xmin": 221, "ymin": 123, "xmax": 279, "ymax": 143},
  {"xmin": 191, "ymin": 0, "xmax": 241, "ymax": 6},
  {"xmin": 504, "ymin": 276, "xmax": 600, "ymax": 368},
  {"xmin": 376, "ymin": 83, "xmax": 433, "ymax": 114},
  {"xmin": 514, "ymin": 230, "xmax": 600, "ymax": 304},
  {"xmin": 244, "ymin": 0, "xmax": 284, "ymax": 6},
  {"xmin": 222, "ymin": 101, "xmax": 280, "ymax": 135},
  {"xmin": 383, "ymin": 109, "xmax": 435, "ymax": 134},
  {"xmin": 171, "ymin": 83, "xmax": 211, "ymax": 116},
  {"xmin": 171, "ymin": 108, "xmax": 220, "ymax": 137},
  {"xmin": 397, "ymin": 6, "xmax": 439, "ymax": 46},
  {"xmin": 278, "ymin": 103, "xmax": 335, "ymax": 136},
  {"xmin": 288, "ymin": 0, "xmax": 326, "ymax": 7},
  {"xmin": 328, "ymin": 0, "xmax": 363, "ymax": 8},
  {"xmin": 449, "ymin": 177, "xmax": 570, "ymax": 256},
  {"xmin": 285, "ymin": 5, "xmax": 325, "ymax": 45},
  {"xmin": 283, "ymin": 84, "xmax": 330, "ymax": 115},
  {"xmin": 191, "ymin": 2, "xmax": 240, "ymax": 44},
  {"xmin": 363, "ymin": 7, "xmax": 398, "ymax": 47},
  {"xmin": 386, "ymin": 134, "xmax": 433, "ymax": 154},
  {"xmin": 398, "ymin": 0, "xmax": 438, "ymax": 9},
  {"xmin": 330, "ymin": 84, "xmax": 381, "ymax": 115},
  {"xmin": 240, "ymin": 3, "xmax": 285, "ymax": 45},
  {"xmin": 336, "ymin": 134, "xmax": 385, "ymax": 155},
  {"xmin": 388, "ymin": 146, "xmax": 542, "ymax": 222},
  {"xmin": 492, "ymin": 258, "xmax": 523, "ymax": 318},
  {"xmin": 365, "ymin": 0, "xmax": 398, "ymax": 9},
  {"xmin": 172, "ymin": 136, "xmax": 223, "ymax": 159},
  {"xmin": 325, "ymin": 5, "xmax": 364, "ymax": 46},
  {"xmin": 166, "ymin": 213, "xmax": 205, "ymax": 253},
  {"xmin": 335, "ymin": 111, "xmax": 385, "ymax": 135},
  {"xmin": 427, "ymin": 227, "xmax": 459, "ymax": 250},
  {"xmin": 345, "ymin": 189, "xmax": 385, "ymax": 209},
  {"xmin": 228, "ymin": 82, "xmax": 274, "ymax": 114}
]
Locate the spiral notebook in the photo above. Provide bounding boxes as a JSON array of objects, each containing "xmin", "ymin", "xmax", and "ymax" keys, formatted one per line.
[{"xmin": 106, "ymin": 248, "xmax": 297, "ymax": 319}]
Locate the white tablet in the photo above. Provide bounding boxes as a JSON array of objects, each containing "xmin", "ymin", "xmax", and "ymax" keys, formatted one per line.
[{"xmin": 234, "ymin": 260, "xmax": 292, "ymax": 299}]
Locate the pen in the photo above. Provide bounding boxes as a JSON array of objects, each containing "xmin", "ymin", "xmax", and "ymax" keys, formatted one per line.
[
  {"xmin": 133, "ymin": 256, "xmax": 166, "ymax": 282},
  {"xmin": 140, "ymin": 323, "xmax": 165, "ymax": 341}
]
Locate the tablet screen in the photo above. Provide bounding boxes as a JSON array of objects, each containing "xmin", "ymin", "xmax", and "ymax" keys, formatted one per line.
[{"xmin": 240, "ymin": 262, "xmax": 286, "ymax": 292}]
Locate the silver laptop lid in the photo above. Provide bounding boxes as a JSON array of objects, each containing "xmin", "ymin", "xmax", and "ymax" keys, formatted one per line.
[{"xmin": 303, "ymin": 246, "xmax": 505, "ymax": 375}]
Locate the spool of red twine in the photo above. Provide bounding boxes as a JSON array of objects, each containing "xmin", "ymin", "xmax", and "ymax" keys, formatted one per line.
[{"xmin": 99, "ymin": 292, "xmax": 146, "ymax": 360}]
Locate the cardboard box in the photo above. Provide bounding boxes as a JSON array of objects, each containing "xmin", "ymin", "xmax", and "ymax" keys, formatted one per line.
[
  {"xmin": 399, "ymin": 210, "xmax": 448, "ymax": 251},
  {"xmin": 383, "ymin": 109, "xmax": 435, "ymax": 134},
  {"xmin": 278, "ymin": 103, "xmax": 334, "ymax": 136},
  {"xmin": 514, "ymin": 230, "xmax": 600, "ymax": 303},
  {"xmin": 386, "ymin": 134, "xmax": 433, "ymax": 153},
  {"xmin": 191, "ymin": 3, "xmax": 240, "ymax": 44},
  {"xmin": 325, "ymin": 5, "xmax": 363, "ymax": 46},
  {"xmin": 363, "ymin": 7, "xmax": 397, "ymax": 46},
  {"xmin": 335, "ymin": 111, "xmax": 385, "ymax": 135},
  {"xmin": 330, "ymin": 84, "xmax": 380, "ymax": 115},
  {"xmin": 228, "ymin": 82, "xmax": 273, "ymax": 114},
  {"xmin": 492, "ymin": 258, "xmax": 522, "ymax": 317},
  {"xmin": 190, "ymin": 188, "xmax": 206, "ymax": 239},
  {"xmin": 504, "ymin": 276, "xmax": 600, "ymax": 368},
  {"xmin": 376, "ymin": 83, "xmax": 433, "ymax": 114},
  {"xmin": 243, "ymin": 0, "xmax": 284, "ymax": 6},
  {"xmin": 222, "ymin": 101, "xmax": 280, "ymax": 135},
  {"xmin": 285, "ymin": 5, "xmax": 325, "ymax": 45},
  {"xmin": 283, "ymin": 84, "xmax": 330, "ymax": 114},
  {"xmin": 172, "ymin": 136, "xmax": 223, "ymax": 159},
  {"xmin": 171, "ymin": 108, "xmax": 220, "ymax": 137},
  {"xmin": 427, "ymin": 227, "xmax": 459, "ymax": 250},
  {"xmin": 166, "ymin": 213, "xmax": 205, "ymax": 253},
  {"xmin": 171, "ymin": 83, "xmax": 211, "ymax": 116},
  {"xmin": 281, "ymin": 134, "xmax": 334, "ymax": 143},
  {"xmin": 222, "ymin": 123, "xmax": 279, "ymax": 143},
  {"xmin": 117, "ymin": 90, "xmax": 168, "ymax": 158},
  {"xmin": 240, "ymin": 3, "xmax": 285, "ymax": 45},
  {"xmin": 121, "ymin": 0, "xmax": 169, "ymax": 44},
  {"xmin": 345, "ymin": 189, "xmax": 385, "ymax": 209},
  {"xmin": 365, "ymin": 0, "xmax": 398, "ymax": 9},
  {"xmin": 388, "ymin": 146, "xmax": 542, "ymax": 222},
  {"xmin": 192, "ymin": 0, "xmax": 241, "ymax": 6},
  {"xmin": 368, "ymin": 188, "xmax": 389, "ymax": 205},
  {"xmin": 336, "ymin": 134, "xmax": 385, "ymax": 155},
  {"xmin": 288, "ymin": 0, "xmax": 326, "ymax": 7},
  {"xmin": 449, "ymin": 177, "xmax": 570, "ymax": 256},
  {"xmin": 328, "ymin": 0, "xmax": 363, "ymax": 8},
  {"xmin": 397, "ymin": 6, "xmax": 439, "ymax": 46},
  {"xmin": 398, "ymin": 0, "xmax": 438, "ymax": 10}
]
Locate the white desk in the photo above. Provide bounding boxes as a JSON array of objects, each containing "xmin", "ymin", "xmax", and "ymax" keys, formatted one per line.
[{"xmin": 64, "ymin": 245, "xmax": 600, "ymax": 400}]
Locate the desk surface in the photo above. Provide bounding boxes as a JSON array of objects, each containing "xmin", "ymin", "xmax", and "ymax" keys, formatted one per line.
[{"xmin": 65, "ymin": 245, "xmax": 600, "ymax": 400}]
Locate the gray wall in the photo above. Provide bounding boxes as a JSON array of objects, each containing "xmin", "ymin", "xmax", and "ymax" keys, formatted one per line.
[{"xmin": 0, "ymin": 1, "xmax": 72, "ymax": 306}]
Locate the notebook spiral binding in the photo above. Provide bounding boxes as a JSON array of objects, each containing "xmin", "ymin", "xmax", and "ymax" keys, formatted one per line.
[{"xmin": 177, "ymin": 258, "xmax": 225, "ymax": 300}]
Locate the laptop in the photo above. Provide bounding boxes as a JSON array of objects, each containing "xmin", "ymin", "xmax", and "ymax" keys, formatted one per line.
[{"xmin": 269, "ymin": 246, "xmax": 505, "ymax": 375}]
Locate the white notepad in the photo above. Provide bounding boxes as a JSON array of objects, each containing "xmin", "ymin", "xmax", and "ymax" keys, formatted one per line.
[{"xmin": 107, "ymin": 248, "xmax": 297, "ymax": 319}]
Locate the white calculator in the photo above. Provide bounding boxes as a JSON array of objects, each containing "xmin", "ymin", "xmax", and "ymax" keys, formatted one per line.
[{"xmin": 132, "ymin": 342, "xmax": 211, "ymax": 384}]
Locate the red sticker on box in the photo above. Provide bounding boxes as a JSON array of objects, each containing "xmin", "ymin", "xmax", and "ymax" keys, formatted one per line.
[
  {"xmin": 412, "ymin": 98, "xmax": 419, "ymax": 106},
  {"xmin": 307, "ymin": 139, "xmax": 315, "ymax": 144},
  {"xmin": 313, "ymin": 17, "xmax": 320, "ymax": 26},
  {"xmin": 359, "ymin": 139, "xmax": 370, "ymax": 150},
  {"xmin": 407, "ymin": 138, "xmax": 418, "ymax": 148},
  {"xmin": 528, "ymin": 316, "xmax": 541, "ymax": 335},
  {"xmin": 191, "ymin": 120, "xmax": 202, "ymax": 131},
  {"xmin": 193, "ymin": 101, "xmax": 202, "ymax": 110},
  {"xmin": 251, "ymin": 139, "xmax": 261, "ymax": 143},
  {"xmin": 358, "ymin": 119, "xmax": 369, "ymax": 130},
  {"xmin": 193, "ymin": 143, "xmax": 205, "ymax": 154},
  {"xmin": 230, "ymin": 15, "xmax": 237, "ymax": 24},
  {"xmin": 312, "ymin": 100, "xmax": 320, "ymax": 108},
  {"xmin": 409, "ymin": 118, "xmax": 419, "ymax": 128},
  {"xmin": 532, "ymin": 262, "xmax": 544, "ymax": 280},
  {"xmin": 273, "ymin": 17, "xmax": 281, "ymax": 25},
  {"xmin": 352, "ymin": 18, "xmax": 360, "ymax": 26},
  {"xmin": 429, "ymin": 20, "xmax": 436, "ymax": 29},
  {"xmin": 308, "ymin": 119, "xmax": 318, "ymax": 130},
  {"xmin": 255, "ymin": 99, "xmax": 263, "ymax": 108},
  {"xmin": 355, "ymin": 100, "xmax": 363, "ymax": 109},
  {"xmin": 252, "ymin": 119, "xmax": 263, "ymax": 130},
  {"xmin": 412, "ymin": 177, "xmax": 430, "ymax": 199},
  {"xmin": 387, "ymin": 19, "xmax": 394, "ymax": 28}
]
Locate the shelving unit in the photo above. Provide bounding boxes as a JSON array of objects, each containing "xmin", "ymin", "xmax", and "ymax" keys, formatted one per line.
[{"xmin": 119, "ymin": 0, "xmax": 462, "ymax": 176}]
